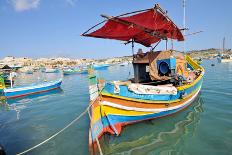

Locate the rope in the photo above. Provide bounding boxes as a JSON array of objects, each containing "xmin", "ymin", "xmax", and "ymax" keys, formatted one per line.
[{"xmin": 17, "ymin": 101, "xmax": 95, "ymax": 155}]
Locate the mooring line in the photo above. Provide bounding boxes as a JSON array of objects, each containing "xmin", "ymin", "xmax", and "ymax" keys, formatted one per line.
[{"xmin": 17, "ymin": 101, "xmax": 95, "ymax": 155}]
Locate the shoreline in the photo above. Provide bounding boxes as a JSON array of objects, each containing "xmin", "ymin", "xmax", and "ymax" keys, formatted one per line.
[{"xmin": 0, "ymin": 48, "xmax": 231, "ymax": 69}]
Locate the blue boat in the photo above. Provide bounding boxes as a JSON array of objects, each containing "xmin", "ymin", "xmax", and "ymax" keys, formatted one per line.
[
  {"xmin": 45, "ymin": 68, "xmax": 59, "ymax": 73},
  {"xmin": 93, "ymin": 64, "xmax": 110, "ymax": 70},
  {"xmin": 63, "ymin": 68, "xmax": 88, "ymax": 75},
  {"xmin": 2, "ymin": 78, "xmax": 62, "ymax": 99}
]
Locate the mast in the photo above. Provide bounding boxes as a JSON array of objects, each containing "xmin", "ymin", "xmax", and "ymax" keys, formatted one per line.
[
  {"xmin": 183, "ymin": 0, "xmax": 186, "ymax": 52},
  {"xmin": 223, "ymin": 37, "xmax": 225, "ymax": 53},
  {"xmin": 10, "ymin": 72, "xmax": 13, "ymax": 88}
]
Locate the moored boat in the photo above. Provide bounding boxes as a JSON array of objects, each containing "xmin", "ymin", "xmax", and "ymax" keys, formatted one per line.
[
  {"xmin": 45, "ymin": 68, "xmax": 59, "ymax": 73},
  {"xmin": 218, "ymin": 37, "xmax": 232, "ymax": 63},
  {"xmin": 218, "ymin": 55, "xmax": 232, "ymax": 63},
  {"xmin": 82, "ymin": 3, "xmax": 205, "ymax": 153},
  {"xmin": 93, "ymin": 64, "xmax": 110, "ymax": 70},
  {"xmin": 0, "ymin": 73, "xmax": 62, "ymax": 98},
  {"xmin": 63, "ymin": 68, "xmax": 88, "ymax": 75},
  {"xmin": 2, "ymin": 78, "xmax": 62, "ymax": 99}
]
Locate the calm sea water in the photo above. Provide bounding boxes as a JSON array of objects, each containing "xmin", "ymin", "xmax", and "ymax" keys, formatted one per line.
[{"xmin": 0, "ymin": 60, "xmax": 231, "ymax": 155}]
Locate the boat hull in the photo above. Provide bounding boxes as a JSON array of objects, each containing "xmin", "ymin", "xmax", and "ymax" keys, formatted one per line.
[
  {"xmin": 218, "ymin": 58, "xmax": 232, "ymax": 63},
  {"xmin": 63, "ymin": 70, "xmax": 88, "ymax": 75},
  {"xmin": 3, "ymin": 79, "xmax": 62, "ymax": 99},
  {"xmin": 93, "ymin": 65, "xmax": 110, "ymax": 70},
  {"xmin": 89, "ymin": 84, "xmax": 202, "ymax": 146},
  {"xmin": 88, "ymin": 55, "xmax": 205, "ymax": 148}
]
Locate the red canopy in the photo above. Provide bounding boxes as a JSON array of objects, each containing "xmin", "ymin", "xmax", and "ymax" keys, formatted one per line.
[{"xmin": 83, "ymin": 7, "xmax": 184, "ymax": 47}]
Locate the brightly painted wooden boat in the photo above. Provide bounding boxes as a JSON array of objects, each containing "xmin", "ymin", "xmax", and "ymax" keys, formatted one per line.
[
  {"xmin": 82, "ymin": 4, "xmax": 205, "ymax": 153},
  {"xmin": 45, "ymin": 68, "xmax": 59, "ymax": 73},
  {"xmin": 93, "ymin": 64, "xmax": 110, "ymax": 70},
  {"xmin": 88, "ymin": 55, "xmax": 204, "ymax": 149},
  {"xmin": 63, "ymin": 68, "xmax": 88, "ymax": 75},
  {"xmin": 2, "ymin": 78, "xmax": 62, "ymax": 99}
]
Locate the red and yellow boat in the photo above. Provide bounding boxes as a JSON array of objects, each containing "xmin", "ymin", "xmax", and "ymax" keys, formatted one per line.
[{"xmin": 82, "ymin": 4, "xmax": 204, "ymax": 154}]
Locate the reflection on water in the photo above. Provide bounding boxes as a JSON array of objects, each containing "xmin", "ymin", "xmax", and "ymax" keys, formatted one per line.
[
  {"xmin": 0, "ymin": 88, "xmax": 63, "ymax": 120},
  {"xmin": 100, "ymin": 95, "xmax": 204, "ymax": 155}
]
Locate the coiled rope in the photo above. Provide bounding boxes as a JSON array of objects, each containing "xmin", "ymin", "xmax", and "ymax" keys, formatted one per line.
[{"xmin": 17, "ymin": 101, "xmax": 95, "ymax": 155}]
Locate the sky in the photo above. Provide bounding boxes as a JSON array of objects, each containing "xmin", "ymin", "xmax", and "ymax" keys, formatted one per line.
[{"xmin": 0, "ymin": 0, "xmax": 232, "ymax": 59}]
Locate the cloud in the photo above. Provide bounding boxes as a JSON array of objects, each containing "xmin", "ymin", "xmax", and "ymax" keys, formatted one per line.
[
  {"xmin": 9, "ymin": 0, "xmax": 40, "ymax": 11},
  {"xmin": 66, "ymin": 0, "xmax": 76, "ymax": 6}
]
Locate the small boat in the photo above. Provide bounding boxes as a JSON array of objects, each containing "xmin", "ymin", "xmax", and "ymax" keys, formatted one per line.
[
  {"xmin": 25, "ymin": 70, "xmax": 33, "ymax": 74},
  {"xmin": 218, "ymin": 55, "xmax": 232, "ymax": 63},
  {"xmin": 19, "ymin": 67, "xmax": 33, "ymax": 74},
  {"xmin": 0, "ymin": 66, "xmax": 16, "ymax": 88},
  {"xmin": 0, "ymin": 77, "xmax": 62, "ymax": 99},
  {"xmin": 45, "ymin": 68, "xmax": 59, "ymax": 73},
  {"xmin": 82, "ymin": 4, "xmax": 205, "ymax": 153},
  {"xmin": 63, "ymin": 68, "xmax": 78, "ymax": 75},
  {"xmin": 93, "ymin": 64, "xmax": 110, "ymax": 70},
  {"xmin": 63, "ymin": 68, "xmax": 88, "ymax": 75},
  {"xmin": 218, "ymin": 37, "xmax": 232, "ymax": 63},
  {"xmin": 119, "ymin": 62, "xmax": 129, "ymax": 66}
]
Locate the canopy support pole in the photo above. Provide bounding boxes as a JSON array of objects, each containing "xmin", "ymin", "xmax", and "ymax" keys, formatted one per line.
[
  {"xmin": 165, "ymin": 39, "xmax": 168, "ymax": 50},
  {"xmin": 183, "ymin": 0, "xmax": 186, "ymax": 52},
  {"xmin": 10, "ymin": 73, "xmax": 13, "ymax": 88},
  {"xmin": 151, "ymin": 40, "xmax": 161, "ymax": 51},
  {"xmin": 171, "ymin": 39, "xmax": 173, "ymax": 50},
  {"xmin": 132, "ymin": 39, "xmax": 135, "ymax": 59}
]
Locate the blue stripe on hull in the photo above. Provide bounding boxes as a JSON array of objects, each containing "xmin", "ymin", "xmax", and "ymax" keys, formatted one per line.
[
  {"xmin": 4, "ymin": 82, "xmax": 62, "ymax": 98},
  {"xmin": 104, "ymin": 78, "xmax": 203, "ymax": 101},
  {"xmin": 91, "ymin": 87, "xmax": 201, "ymax": 141}
]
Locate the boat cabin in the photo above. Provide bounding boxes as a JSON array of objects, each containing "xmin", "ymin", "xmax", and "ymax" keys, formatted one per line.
[{"xmin": 132, "ymin": 50, "xmax": 190, "ymax": 86}]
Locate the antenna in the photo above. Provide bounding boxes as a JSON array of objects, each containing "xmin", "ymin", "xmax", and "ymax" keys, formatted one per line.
[{"xmin": 183, "ymin": 0, "xmax": 186, "ymax": 52}]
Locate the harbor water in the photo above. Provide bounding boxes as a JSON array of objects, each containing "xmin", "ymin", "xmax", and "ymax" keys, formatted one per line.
[{"xmin": 0, "ymin": 60, "xmax": 231, "ymax": 155}]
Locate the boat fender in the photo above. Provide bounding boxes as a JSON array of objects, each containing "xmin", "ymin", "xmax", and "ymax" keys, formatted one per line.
[{"xmin": 0, "ymin": 144, "xmax": 6, "ymax": 155}]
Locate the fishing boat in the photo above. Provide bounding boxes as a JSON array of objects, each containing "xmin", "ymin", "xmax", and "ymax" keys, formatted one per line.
[
  {"xmin": 82, "ymin": 4, "xmax": 204, "ymax": 153},
  {"xmin": 19, "ymin": 66, "xmax": 34, "ymax": 74},
  {"xmin": 218, "ymin": 37, "xmax": 232, "ymax": 63},
  {"xmin": 45, "ymin": 68, "xmax": 59, "ymax": 73},
  {"xmin": 218, "ymin": 55, "xmax": 232, "ymax": 63},
  {"xmin": 93, "ymin": 64, "xmax": 110, "ymax": 70},
  {"xmin": 63, "ymin": 68, "xmax": 88, "ymax": 75},
  {"xmin": 0, "ymin": 75, "xmax": 62, "ymax": 99}
]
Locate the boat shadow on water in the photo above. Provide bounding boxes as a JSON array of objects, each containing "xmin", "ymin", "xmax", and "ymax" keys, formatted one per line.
[
  {"xmin": 99, "ymin": 95, "xmax": 204, "ymax": 155},
  {"xmin": 0, "ymin": 88, "xmax": 64, "ymax": 119}
]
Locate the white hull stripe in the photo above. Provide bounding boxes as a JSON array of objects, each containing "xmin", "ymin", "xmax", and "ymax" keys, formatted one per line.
[
  {"xmin": 100, "ymin": 87, "xmax": 201, "ymax": 113},
  {"xmin": 4, "ymin": 79, "xmax": 62, "ymax": 93}
]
